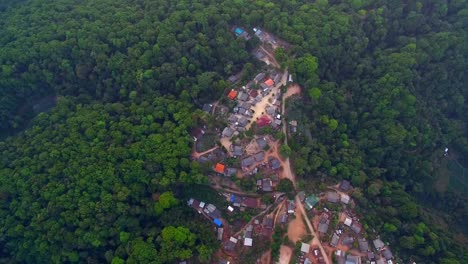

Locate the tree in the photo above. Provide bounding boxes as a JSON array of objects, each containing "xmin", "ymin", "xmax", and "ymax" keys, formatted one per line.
[
  {"xmin": 280, "ymin": 145, "xmax": 292, "ymax": 158},
  {"xmin": 277, "ymin": 179, "xmax": 295, "ymax": 198}
]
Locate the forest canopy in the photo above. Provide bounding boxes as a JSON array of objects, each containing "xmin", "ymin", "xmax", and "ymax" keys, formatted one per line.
[{"xmin": 0, "ymin": 0, "xmax": 466, "ymax": 263}]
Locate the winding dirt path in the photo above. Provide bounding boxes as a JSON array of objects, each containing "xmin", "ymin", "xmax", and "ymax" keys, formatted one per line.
[{"xmin": 192, "ymin": 146, "xmax": 219, "ymax": 159}]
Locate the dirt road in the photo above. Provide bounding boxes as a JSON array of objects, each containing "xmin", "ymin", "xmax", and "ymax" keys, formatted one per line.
[
  {"xmin": 287, "ymin": 208, "xmax": 307, "ymax": 243},
  {"xmin": 296, "ymin": 196, "xmax": 330, "ymax": 264},
  {"xmin": 192, "ymin": 146, "xmax": 219, "ymax": 159}
]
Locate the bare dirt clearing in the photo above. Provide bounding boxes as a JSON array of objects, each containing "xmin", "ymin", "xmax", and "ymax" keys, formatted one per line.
[
  {"xmin": 284, "ymin": 84, "xmax": 301, "ymax": 99},
  {"xmin": 287, "ymin": 208, "xmax": 307, "ymax": 243},
  {"xmin": 277, "ymin": 246, "xmax": 292, "ymax": 264}
]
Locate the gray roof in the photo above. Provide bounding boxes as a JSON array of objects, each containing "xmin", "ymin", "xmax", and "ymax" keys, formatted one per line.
[
  {"xmin": 238, "ymin": 117, "xmax": 249, "ymax": 127},
  {"xmin": 266, "ymin": 106, "xmax": 276, "ymax": 115},
  {"xmin": 238, "ymin": 91, "xmax": 249, "ymax": 101},
  {"xmin": 330, "ymin": 232, "xmax": 340, "ymax": 247},
  {"xmin": 269, "ymin": 157, "xmax": 281, "ymax": 170},
  {"xmin": 238, "ymin": 108, "xmax": 246, "ymax": 115},
  {"xmin": 358, "ymin": 238, "xmax": 369, "ymax": 252},
  {"xmin": 262, "ymin": 178, "xmax": 272, "ymax": 192},
  {"xmin": 345, "ymin": 255, "xmax": 359, "ymax": 264},
  {"xmin": 228, "ymin": 115, "xmax": 238, "ymax": 123},
  {"xmin": 241, "ymin": 156, "xmax": 255, "ymax": 167},
  {"xmin": 202, "ymin": 104, "xmax": 212, "ymax": 113},
  {"xmin": 382, "ymin": 248, "xmax": 393, "ymax": 260},
  {"xmin": 232, "ymin": 145, "xmax": 243, "ymax": 156},
  {"xmin": 228, "ymin": 75, "xmax": 238, "ymax": 83},
  {"xmin": 280, "ymin": 214, "xmax": 288, "ymax": 223},
  {"xmin": 240, "ymin": 102, "xmax": 251, "ymax": 110},
  {"xmin": 254, "ymin": 51, "xmax": 266, "ymax": 59},
  {"xmin": 224, "ymin": 240, "xmax": 236, "ymax": 251},
  {"xmin": 225, "ymin": 168, "xmax": 237, "ymax": 176},
  {"xmin": 326, "ymin": 192, "xmax": 340, "ymax": 203},
  {"xmin": 350, "ymin": 222, "xmax": 362, "ymax": 234},
  {"xmin": 341, "ymin": 235, "xmax": 354, "ymax": 245},
  {"xmin": 222, "ymin": 127, "xmax": 234, "ymax": 137},
  {"xmin": 260, "ymin": 83, "xmax": 269, "ymax": 90},
  {"xmin": 274, "ymin": 74, "xmax": 281, "ymax": 83},
  {"xmin": 254, "ymin": 151, "xmax": 265, "ymax": 161},
  {"xmin": 256, "ymin": 137, "xmax": 268, "ymax": 149},
  {"xmin": 318, "ymin": 220, "xmax": 330, "ymax": 233},
  {"xmin": 373, "ymin": 239, "xmax": 385, "ymax": 250},
  {"xmin": 340, "ymin": 180, "xmax": 351, "ymax": 191},
  {"xmin": 254, "ymin": 72, "xmax": 265, "ymax": 82},
  {"xmin": 263, "ymin": 217, "xmax": 274, "ymax": 228}
]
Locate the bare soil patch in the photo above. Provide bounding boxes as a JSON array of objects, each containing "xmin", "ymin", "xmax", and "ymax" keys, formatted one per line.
[
  {"xmin": 277, "ymin": 245, "xmax": 292, "ymax": 264},
  {"xmin": 287, "ymin": 209, "xmax": 307, "ymax": 243},
  {"xmin": 284, "ymin": 84, "xmax": 302, "ymax": 99}
]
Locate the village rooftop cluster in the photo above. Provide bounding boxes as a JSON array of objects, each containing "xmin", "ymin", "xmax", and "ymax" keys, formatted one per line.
[{"xmin": 183, "ymin": 25, "xmax": 399, "ymax": 264}]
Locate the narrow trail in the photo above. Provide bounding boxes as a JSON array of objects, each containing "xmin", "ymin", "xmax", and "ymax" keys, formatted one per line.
[
  {"xmin": 232, "ymin": 199, "xmax": 282, "ymax": 238},
  {"xmin": 192, "ymin": 146, "xmax": 219, "ymax": 159},
  {"xmin": 260, "ymin": 45, "xmax": 280, "ymax": 68}
]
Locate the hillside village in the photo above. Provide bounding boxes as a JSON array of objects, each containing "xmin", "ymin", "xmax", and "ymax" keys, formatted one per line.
[{"xmin": 187, "ymin": 26, "xmax": 399, "ymax": 264}]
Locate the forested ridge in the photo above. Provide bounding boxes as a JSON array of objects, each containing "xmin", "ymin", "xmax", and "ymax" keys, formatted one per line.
[{"xmin": 0, "ymin": 0, "xmax": 466, "ymax": 263}]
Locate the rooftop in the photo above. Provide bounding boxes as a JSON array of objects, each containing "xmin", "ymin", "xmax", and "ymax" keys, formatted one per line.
[
  {"xmin": 254, "ymin": 72, "xmax": 265, "ymax": 82},
  {"xmin": 341, "ymin": 194, "xmax": 350, "ymax": 204},
  {"xmin": 244, "ymin": 237, "xmax": 253, "ymax": 247},
  {"xmin": 305, "ymin": 195, "xmax": 319, "ymax": 209},
  {"xmin": 269, "ymin": 157, "xmax": 281, "ymax": 170},
  {"xmin": 331, "ymin": 232, "xmax": 340, "ymax": 247},
  {"xmin": 350, "ymin": 222, "xmax": 363, "ymax": 234},
  {"xmin": 257, "ymin": 115, "xmax": 272, "ymax": 127},
  {"xmin": 264, "ymin": 78, "xmax": 274, "ymax": 87},
  {"xmin": 202, "ymin": 103, "xmax": 213, "ymax": 113},
  {"xmin": 301, "ymin": 243, "xmax": 310, "ymax": 253},
  {"xmin": 262, "ymin": 178, "xmax": 273, "ymax": 192},
  {"xmin": 358, "ymin": 238, "xmax": 369, "ymax": 252},
  {"xmin": 373, "ymin": 238, "xmax": 385, "ymax": 250},
  {"xmin": 222, "ymin": 127, "xmax": 234, "ymax": 137},
  {"xmin": 326, "ymin": 191, "xmax": 340, "ymax": 203},
  {"xmin": 382, "ymin": 248, "xmax": 393, "ymax": 260},
  {"xmin": 225, "ymin": 167, "xmax": 237, "ymax": 176},
  {"xmin": 256, "ymin": 137, "xmax": 268, "ymax": 149},
  {"xmin": 243, "ymin": 197, "xmax": 258, "ymax": 208},
  {"xmin": 228, "ymin": 90, "xmax": 238, "ymax": 100},
  {"xmin": 342, "ymin": 235, "xmax": 354, "ymax": 245},
  {"xmin": 214, "ymin": 163, "xmax": 225, "ymax": 174},
  {"xmin": 345, "ymin": 255, "xmax": 359, "ymax": 264},
  {"xmin": 241, "ymin": 156, "xmax": 255, "ymax": 167},
  {"xmin": 340, "ymin": 180, "xmax": 351, "ymax": 191},
  {"xmin": 254, "ymin": 151, "xmax": 265, "ymax": 162}
]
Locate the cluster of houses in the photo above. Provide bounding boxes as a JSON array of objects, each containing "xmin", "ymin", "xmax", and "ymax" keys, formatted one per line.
[
  {"xmin": 299, "ymin": 242, "xmax": 325, "ymax": 264},
  {"xmin": 297, "ymin": 180, "xmax": 396, "ymax": 264},
  {"xmin": 231, "ymin": 26, "xmax": 278, "ymax": 47},
  {"xmin": 223, "ymin": 214, "xmax": 275, "ymax": 254},
  {"xmin": 222, "ymin": 70, "xmax": 282, "ymax": 138},
  {"xmin": 187, "ymin": 198, "xmax": 223, "ymax": 225}
]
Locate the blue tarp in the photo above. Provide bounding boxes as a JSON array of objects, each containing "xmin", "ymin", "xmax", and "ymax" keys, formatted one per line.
[
  {"xmin": 230, "ymin": 194, "xmax": 236, "ymax": 203},
  {"xmin": 214, "ymin": 218, "xmax": 222, "ymax": 227},
  {"xmin": 235, "ymin": 27, "xmax": 244, "ymax": 35}
]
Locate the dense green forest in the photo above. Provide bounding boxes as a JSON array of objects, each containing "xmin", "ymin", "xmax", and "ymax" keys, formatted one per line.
[{"xmin": 0, "ymin": 0, "xmax": 466, "ymax": 263}]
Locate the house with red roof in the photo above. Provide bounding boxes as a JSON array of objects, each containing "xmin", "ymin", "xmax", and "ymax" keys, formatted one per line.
[
  {"xmin": 228, "ymin": 90, "xmax": 238, "ymax": 100},
  {"xmin": 214, "ymin": 163, "xmax": 226, "ymax": 174},
  {"xmin": 264, "ymin": 79, "xmax": 274, "ymax": 87},
  {"xmin": 257, "ymin": 115, "xmax": 272, "ymax": 127}
]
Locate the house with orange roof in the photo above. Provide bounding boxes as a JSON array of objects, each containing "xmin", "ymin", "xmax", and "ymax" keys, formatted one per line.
[
  {"xmin": 214, "ymin": 163, "xmax": 225, "ymax": 174},
  {"xmin": 228, "ymin": 90, "xmax": 238, "ymax": 100},
  {"xmin": 264, "ymin": 79, "xmax": 274, "ymax": 87}
]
